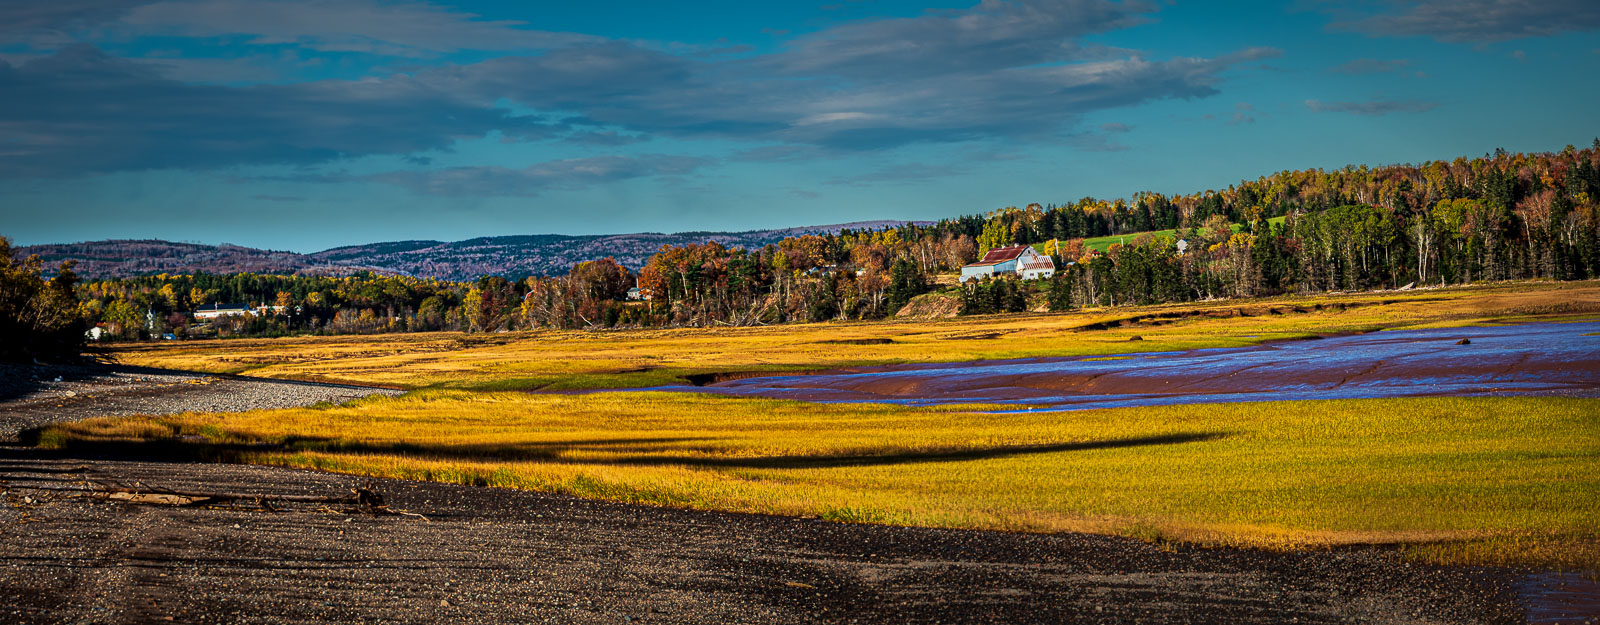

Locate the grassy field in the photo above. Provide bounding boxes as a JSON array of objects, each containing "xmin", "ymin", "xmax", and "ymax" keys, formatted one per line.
[
  {"xmin": 1078, "ymin": 216, "xmax": 1288, "ymax": 253},
  {"xmin": 47, "ymin": 281, "xmax": 1600, "ymax": 571}
]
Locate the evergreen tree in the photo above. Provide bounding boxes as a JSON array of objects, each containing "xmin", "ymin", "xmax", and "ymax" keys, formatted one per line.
[
  {"xmin": 1047, "ymin": 273, "xmax": 1073, "ymax": 311},
  {"xmin": 886, "ymin": 258, "xmax": 928, "ymax": 313}
]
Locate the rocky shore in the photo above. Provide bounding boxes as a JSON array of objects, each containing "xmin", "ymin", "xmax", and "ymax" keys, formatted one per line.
[{"xmin": 0, "ymin": 362, "xmax": 400, "ymax": 440}]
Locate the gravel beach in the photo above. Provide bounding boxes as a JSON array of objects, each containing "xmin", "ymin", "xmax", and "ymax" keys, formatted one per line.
[
  {"xmin": 0, "ymin": 450, "xmax": 1537, "ymax": 624},
  {"xmin": 0, "ymin": 362, "xmax": 400, "ymax": 440}
]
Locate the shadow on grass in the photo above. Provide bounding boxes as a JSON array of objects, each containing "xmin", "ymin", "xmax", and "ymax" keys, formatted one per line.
[
  {"xmin": 15, "ymin": 429, "xmax": 1226, "ymax": 470},
  {"xmin": 607, "ymin": 432, "xmax": 1227, "ymax": 469}
]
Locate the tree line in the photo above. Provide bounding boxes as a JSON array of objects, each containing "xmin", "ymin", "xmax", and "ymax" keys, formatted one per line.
[
  {"xmin": 1, "ymin": 237, "xmax": 85, "ymax": 361},
  {"xmin": 638, "ymin": 142, "xmax": 1600, "ymax": 321},
  {"xmin": 6, "ymin": 141, "xmax": 1599, "ymax": 352},
  {"xmin": 1033, "ymin": 144, "xmax": 1600, "ymax": 310}
]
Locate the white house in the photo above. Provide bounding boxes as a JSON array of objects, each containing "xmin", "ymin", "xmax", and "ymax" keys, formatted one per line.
[
  {"xmin": 192, "ymin": 303, "xmax": 251, "ymax": 320},
  {"xmin": 1017, "ymin": 250, "xmax": 1057, "ymax": 281},
  {"xmin": 960, "ymin": 245, "xmax": 1056, "ymax": 282}
]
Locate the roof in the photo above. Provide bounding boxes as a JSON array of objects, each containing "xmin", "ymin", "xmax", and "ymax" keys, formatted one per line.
[
  {"xmin": 1019, "ymin": 258, "xmax": 1054, "ymax": 270},
  {"xmin": 962, "ymin": 245, "xmax": 1031, "ymax": 268}
]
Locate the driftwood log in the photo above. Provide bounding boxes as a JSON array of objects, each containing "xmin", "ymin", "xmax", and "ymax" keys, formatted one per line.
[{"xmin": 5, "ymin": 482, "xmax": 427, "ymax": 519}]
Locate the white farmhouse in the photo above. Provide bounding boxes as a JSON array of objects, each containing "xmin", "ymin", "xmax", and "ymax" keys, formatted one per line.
[{"xmin": 960, "ymin": 245, "xmax": 1056, "ymax": 282}]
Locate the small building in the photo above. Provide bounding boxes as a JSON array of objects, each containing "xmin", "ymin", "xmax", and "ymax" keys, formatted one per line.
[
  {"xmin": 1017, "ymin": 251, "xmax": 1056, "ymax": 281},
  {"xmin": 626, "ymin": 287, "xmax": 646, "ymax": 301},
  {"xmin": 961, "ymin": 245, "xmax": 1056, "ymax": 282},
  {"xmin": 193, "ymin": 303, "xmax": 251, "ymax": 320}
]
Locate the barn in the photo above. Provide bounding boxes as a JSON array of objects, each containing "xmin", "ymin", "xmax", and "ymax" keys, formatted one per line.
[{"xmin": 960, "ymin": 245, "xmax": 1056, "ymax": 282}]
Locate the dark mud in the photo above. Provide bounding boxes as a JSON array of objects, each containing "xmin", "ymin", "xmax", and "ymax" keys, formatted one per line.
[{"xmin": 664, "ymin": 322, "xmax": 1600, "ymax": 411}]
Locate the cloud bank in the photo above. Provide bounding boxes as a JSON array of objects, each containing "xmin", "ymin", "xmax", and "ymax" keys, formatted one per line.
[
  {"xmin": 1330, "ymin": 0, "xmax": 1600, "ymax": 43},
  {"xmin": 0, "ymin": 0, "xmax": 1280, "ymax": 185},
  {"xmin": 366, "ymin": 155, "xmax": 713, "ymax": 196}
]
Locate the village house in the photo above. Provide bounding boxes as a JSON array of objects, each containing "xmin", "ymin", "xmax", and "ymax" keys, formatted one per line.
[
  {"xmin": 191, "ymin": 303, "xmax": 251, "ymax": 320},
  {"xmin": 192, "ymin": 303, "xmax": 293, "ymax": 320},
  {"xmin": 960, "ymin": 245, "xmax": 1056, "ymax": 282}
]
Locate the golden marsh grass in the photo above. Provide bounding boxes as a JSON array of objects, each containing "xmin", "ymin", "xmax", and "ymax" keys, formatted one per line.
[
  {"xmin": 44, "ymin": 392, "xmax": 1600, "ymax": 570},
  {"xmin": 105, "ymin": 281, "xmax": 1600, "ymax": 391},
  {"xmin": 49, "ymin": 281, "xmax": 1600, "ymax": 570}
]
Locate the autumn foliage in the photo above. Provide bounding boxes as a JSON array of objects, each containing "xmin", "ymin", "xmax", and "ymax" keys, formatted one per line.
[{"xmin": 14, "ymin": 141, "xmax": 1600, "ymax": 339}]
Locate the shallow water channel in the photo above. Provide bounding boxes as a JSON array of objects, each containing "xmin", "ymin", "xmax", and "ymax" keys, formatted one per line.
[{"xmin": 656, "ymin": 321, "xmax": 1600, "ymax": 411}]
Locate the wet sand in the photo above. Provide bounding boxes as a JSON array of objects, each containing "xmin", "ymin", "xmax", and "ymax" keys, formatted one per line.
[{"xmin": 664, "ymin": 322, "xmax": 1600, "ymax": 411}]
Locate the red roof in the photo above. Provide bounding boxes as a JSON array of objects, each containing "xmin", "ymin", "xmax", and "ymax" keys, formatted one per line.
[{"xmin": 965, "ymin": 245, "xmax": 1030, "ymax": 267}]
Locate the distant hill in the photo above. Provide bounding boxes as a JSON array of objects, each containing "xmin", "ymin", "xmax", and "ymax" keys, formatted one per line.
[
  {"xmin": 16, "ymin": 240, "xmax": 350, "ymax": 277},
  {"xmin": 18, "ymin": 220, "xmax": 929, "ymax": 281}
]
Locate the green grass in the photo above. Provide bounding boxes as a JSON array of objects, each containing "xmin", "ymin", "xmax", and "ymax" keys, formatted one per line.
[{"xmin": 1077, "ymin": 216, "xmax": 1288, "ymax": 253}]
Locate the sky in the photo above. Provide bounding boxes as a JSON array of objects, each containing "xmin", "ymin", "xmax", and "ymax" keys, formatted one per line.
[{"xmin": 2, "ymin": 0, "xmax": 1598, "ymax": 252}]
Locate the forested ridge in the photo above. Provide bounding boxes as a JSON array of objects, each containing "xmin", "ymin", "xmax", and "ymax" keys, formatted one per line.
[
  {"xmin": 18, "ymin": 220, "xmax": 924, "ymax": 281},
  {"xmin": 628, "ymin": 140, "xmax": 1600, "ymax": 325},
  {"xmin": 6, "ymin": 141, "xmax": 1599, "ymax": 344}
]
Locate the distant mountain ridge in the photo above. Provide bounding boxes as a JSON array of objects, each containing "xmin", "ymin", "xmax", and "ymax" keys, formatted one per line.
[{"xmin": 18, "ymin": 220, "xmax": 930, "ymax": 281}]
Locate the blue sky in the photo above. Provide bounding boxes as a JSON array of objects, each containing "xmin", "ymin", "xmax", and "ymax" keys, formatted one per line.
[{"xmin": 2, "ymin": 0, "xmax": 1598, "ymax": 252}]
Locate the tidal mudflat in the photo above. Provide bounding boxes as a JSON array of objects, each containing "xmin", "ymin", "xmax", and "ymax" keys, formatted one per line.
[{"xmin": 668, "ymin": 321, "xmax": 1600, "ymax": 410}]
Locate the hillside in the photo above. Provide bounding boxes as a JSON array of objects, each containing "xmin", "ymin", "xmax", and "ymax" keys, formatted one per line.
[
  {"xmin": 15, "ymin": 240, "xmax": 348, "ymax": 277},
  {"xmin": 18, "ymin": 221, "xmax": 927, "ymax": 280}
]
